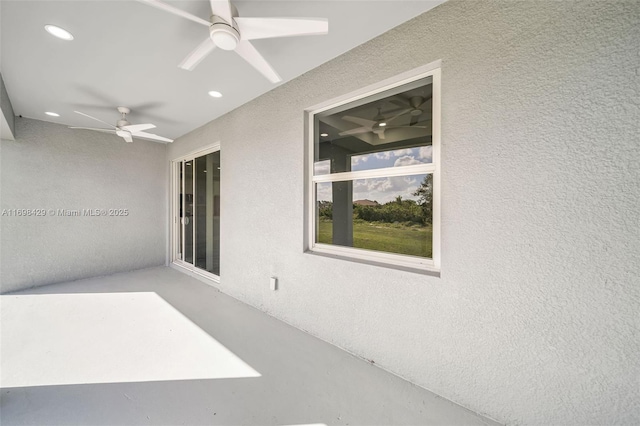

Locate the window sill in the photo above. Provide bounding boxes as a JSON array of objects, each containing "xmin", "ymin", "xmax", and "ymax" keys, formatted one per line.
[{"xmin": 305, "ymin": 247, "xmax": 441, "ymax": 277}]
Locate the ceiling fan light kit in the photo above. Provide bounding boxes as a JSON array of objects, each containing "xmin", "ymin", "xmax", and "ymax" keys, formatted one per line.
[{"xmin": 209, "ymin": 20, "xmax": 240, "ymax": 51}]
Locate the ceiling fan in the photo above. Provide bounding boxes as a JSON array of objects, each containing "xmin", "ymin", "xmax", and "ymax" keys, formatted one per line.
[
  {"xmin": 339, "ymin": 107, "xmax": 428, "ymax": 140},
  {"xmin": 390, "ymin": 95, "xmax": 432, "ymax": 126},
  {"xmin": 136, "ymin": 0, "xmax": 329, "ymax": 83},
  {"xmin": 70, "ymin": 107, "xmax": 173, "ymax": 143}
]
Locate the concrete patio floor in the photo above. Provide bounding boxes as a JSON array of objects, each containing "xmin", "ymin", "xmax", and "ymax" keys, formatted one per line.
[{"xmin": 0, "ymin": 267, "xmax": 498, "ymax": 426}]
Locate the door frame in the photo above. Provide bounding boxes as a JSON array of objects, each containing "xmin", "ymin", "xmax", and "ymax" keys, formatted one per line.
[{"xmin": 170, "ymin": 142, "xmax": 221, "ymax": 284}]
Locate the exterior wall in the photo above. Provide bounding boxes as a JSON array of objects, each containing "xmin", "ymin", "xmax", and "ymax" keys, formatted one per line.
[
  {"xmin": 171, "ymin": 1, "xmax": 640, "ymax": 424},
  {"xmin": 0, "ymin": 118, "xmax": 167, "ymax": 293}
]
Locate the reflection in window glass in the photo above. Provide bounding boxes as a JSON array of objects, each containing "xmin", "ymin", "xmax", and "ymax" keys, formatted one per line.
[
  {"xmin": 316, "ymin": 174, "xmax": 433, "ymax": 258},
  {"xmin": 314, "ymin": 76, "xmax": 433, "ymax": 175},
  {"xmin": 314, "ymin": 159, "xmax": 331, "ymax": 175},
  {"xmin": 351, "ymin": 146, "xmax": 432, "ymax": 172}
]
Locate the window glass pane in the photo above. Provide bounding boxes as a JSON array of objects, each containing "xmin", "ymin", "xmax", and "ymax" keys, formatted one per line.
[
  {"xmin": 316, "ymin": 182, "xmax": 333, "ymax": 244},
  {"xmin": 314, "ymin": 77, "xmax": 432, "ymax": 175},
  {"xmin": 315, "ymin": 173, "xmax": 433, "ymax": 258},
  {"xmin": 350, "ymin": 145, "xmax": 432, "ymax": 172},
  {"xmin": 194, "ymin": 152, "xmax": 221, "ymax": 275},
  {"xmin": 314, "ymin": 159, "xmax": 331, "ymax": 176}
]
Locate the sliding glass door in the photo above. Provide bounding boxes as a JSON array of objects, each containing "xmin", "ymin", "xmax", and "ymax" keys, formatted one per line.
[{"xmin": 174, "ymin": 146, "xmax": 220, "ymax": 279}]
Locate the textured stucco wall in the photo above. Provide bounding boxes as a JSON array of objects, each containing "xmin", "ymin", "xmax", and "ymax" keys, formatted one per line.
[
  {"xmin": 168, "ymin": 1, "xmax": 640, "ymax": 424},
  {"xmin": 0, "ymin": 118, "xmax": 167, "ymax": 293}
]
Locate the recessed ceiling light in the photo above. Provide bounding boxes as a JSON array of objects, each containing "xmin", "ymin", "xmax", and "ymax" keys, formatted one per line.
[
  {"xmin": 208, "ymin": 91, "xmax": 223, "ymax": 98},
  {"xmin": 45, "ymin": 112, "xmax": 60, "ymax": 117},
  {"xmin": 320, "ymin": 133, "xmax": 328, "ymax": 137},
  {"xmin": 44, "ymin": 25, "xmax": 74, "ymax": 41}
]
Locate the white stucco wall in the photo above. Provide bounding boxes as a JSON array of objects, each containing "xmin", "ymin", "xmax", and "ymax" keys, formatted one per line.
[
  {"xmin": 167, "ymin": 1, "xmax": 640, "ymax": 424},
  {"xmin": 0, "ymin": 118, "xmax": 167, "ymax": 293}
]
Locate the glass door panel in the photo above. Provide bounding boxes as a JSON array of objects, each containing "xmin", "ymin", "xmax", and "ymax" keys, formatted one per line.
[
  {"xmin": 175, "ymin": 148, "xmax": 220, "ymax": 277},
  {"xmin": 183, "ymin": 160, "xmax": 194, "ymax": 264},
  {"xmin": 178, "ymin": 162, "xmax": 183, "ymax": 260},
  {"xmin": 194, "ymin": 152, "xmax": 220, "ymax": 275}
]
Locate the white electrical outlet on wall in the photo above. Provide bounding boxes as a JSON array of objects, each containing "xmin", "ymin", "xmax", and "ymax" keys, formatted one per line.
[{"xmin": 270, "ymin": 277, "xmax": 277, "ymax": 291}]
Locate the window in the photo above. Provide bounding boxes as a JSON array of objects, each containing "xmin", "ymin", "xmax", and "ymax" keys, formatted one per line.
[{"xmin": 305, "ymin": 64, "xmax": 440, "ymax": 272}]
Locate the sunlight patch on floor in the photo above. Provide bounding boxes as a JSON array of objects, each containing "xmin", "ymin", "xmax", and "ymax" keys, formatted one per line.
[{"xmin": 0, "ymin": 292, "xmax": 260, "ymax": 388}]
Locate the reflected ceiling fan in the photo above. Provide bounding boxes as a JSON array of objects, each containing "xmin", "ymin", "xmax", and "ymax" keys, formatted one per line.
[
  {"xmin": 70, "ymin": 107, "xmax": 173, "ymax": 143},
  {"xmin": 339, "ymin": 107, "xmax": 428, "ymax": 140},
  {"xmin": 136, "ymin": 0, "xmax": 329, "ymax": 83},
  {"xmin": 390, "ymin": 95, "xmax": 432, "ymax": 126}
]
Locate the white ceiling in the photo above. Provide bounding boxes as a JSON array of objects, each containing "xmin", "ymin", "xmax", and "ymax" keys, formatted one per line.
[{"xmin": 0, "ymin": 0, "xmax": 445, "ymax": 141}]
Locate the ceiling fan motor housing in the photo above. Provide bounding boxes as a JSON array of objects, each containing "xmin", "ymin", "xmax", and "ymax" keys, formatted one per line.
[
  {"xmin": 209, "ymin": 16, "xmax": 240, "ymax": 50},
  {"xmin": 117, "ymin": 106, "xmax": 131, "ymax": 127}
]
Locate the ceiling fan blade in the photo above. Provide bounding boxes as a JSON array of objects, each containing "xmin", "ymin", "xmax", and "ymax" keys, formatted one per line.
[
  {"xmin": 116, "ymin": 129, "xmax": 133, "ymax": 142},
  {"xmin": 339, "ymin": 127, "xmax": 370, "ymax": 136},
  {"xmin": 69, "ymin": 127, "xmax": 116, "ymax": 134},
  {"xmin": 410, "ymin": 115, "xmax": 419, "ymax": 126},
  {"xmin": 135, "ymin": 0, "xmax": 210, "ymax": 26},
  {"xmin": 132, "ymin": 131, "xmax": 174, "ymax": 143},
  {"xmin": 383, "ymin": 106, "xmax": 411, "ymax": 115},
  {"xmin": 417, "ymin": 96, "xmax": 433, "ymax": 109},
  {"xmin": 235, "ymin": 17, "xmax": 328, "ymax": 41},
  {"xmin": 122, "ymin": 123, "xmax": 156, "ymax": 133},
  {"xmin": 234, "ymin": 41, "xmax": 281, "ymax": 83},
  {"xmin": 342, "ymin": 116, "xmax": 375, "ymax": 128},
  {"xmin": 209, "ymin": 0, "xmax": 233, "ymax": 24},
  {"xmin": 385, "ymin": 108, "xmax": 411, "ymax": 123},
  {"xmin": 389, "ymin": 97, "xmax": 409, "ymax": 108},
  {"xmin": 116, "ymin": 129, "xmax": 133, "ymax": 143},
  {"xmin": 74, "ymin": 111, "xmax": 117, "ymax": 129},
  {"xmin": 378, "ymin": 130, "xmax": 386, "ymax": 140},
  {"xmin": 388, "ymin": 125, "xmax": 429, "ymax": 129},
  {"xmin": 179, "ymin": 38, "xmax": 216, "ymax": 71}
]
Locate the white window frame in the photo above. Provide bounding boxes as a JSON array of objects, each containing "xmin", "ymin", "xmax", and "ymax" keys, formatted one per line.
[
  {"xmin": 304, "ymin": 61, "xmax": 441, "ymax": 273},
  {"xmin": 170, "ymin": 142, "xmax": 221, "ymax": 284}
]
